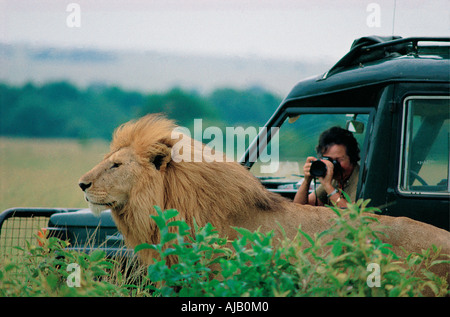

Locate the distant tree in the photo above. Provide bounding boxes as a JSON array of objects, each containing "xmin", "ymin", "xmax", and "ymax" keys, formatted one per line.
[
  {"xmin": 0, "ymin": 82, "xmax": 280, "ymax": 142},
  {"xmin": 40, "ymin": 81, "xmax": 80, "ymax": 102},
  {"xmin": 141, "ymin": 87, "xmax": 220, "ymax": 128},
  {"xmin": 208, "ymin": 87, "xmax": 281, "ymax": 127},
  {"xmin": 6, "ymin": 93, "xmax": 65, "ymax": 137}
]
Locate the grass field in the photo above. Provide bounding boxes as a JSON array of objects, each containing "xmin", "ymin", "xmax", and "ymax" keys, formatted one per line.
[{"xmin": 0, "ymin": 137, "xmax": 110, "ymax": 212}]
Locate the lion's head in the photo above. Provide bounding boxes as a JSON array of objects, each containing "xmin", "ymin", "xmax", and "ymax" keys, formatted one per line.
[{"xmin": 79, "ymin": 114, "xmax": 174, "ymax": 216}]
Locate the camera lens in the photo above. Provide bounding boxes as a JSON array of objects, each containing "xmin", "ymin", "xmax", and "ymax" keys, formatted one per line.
[
  {"xmin": 310, "ymin": 160, "xmax": 327, "ymax": 177},
  {"xmin": 310, "ymin": 157, "xmax": 342, "ymax": 178}
]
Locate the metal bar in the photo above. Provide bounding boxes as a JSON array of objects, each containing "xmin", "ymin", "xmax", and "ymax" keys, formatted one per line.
[
  {"xmin": 361, "ymin": 37, "xmax": 450, "ymax": 51},
  {"xmin": 0, "ymin": 208, "xmax": 79, "ymax": 232}
]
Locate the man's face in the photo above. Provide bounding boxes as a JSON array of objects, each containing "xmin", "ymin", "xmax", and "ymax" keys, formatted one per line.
[{"xmin": 322, "ymin": 144, "xmax": 354, "ymax": 180}]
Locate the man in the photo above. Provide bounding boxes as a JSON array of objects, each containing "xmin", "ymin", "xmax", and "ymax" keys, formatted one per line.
[{"xmin": 294, "ymin": 127, "xmax": 360, "ymax": 208}]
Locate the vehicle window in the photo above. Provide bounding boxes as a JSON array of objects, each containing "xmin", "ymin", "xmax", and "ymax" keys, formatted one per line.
[
  {"xmin": 400, "ymin": 97, "xmax": 450, "ymax": 195},
  {"xmin": 251, "ymin": 113, "xmax": 369, "ymax": 185}
]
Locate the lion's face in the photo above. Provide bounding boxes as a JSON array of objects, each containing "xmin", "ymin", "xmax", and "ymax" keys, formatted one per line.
[
  {"xmin": 79, "ymin": 135, "xmax": 172, "ymax": 216},
  {"xmin": 79, "ymin": 146, "xmax": 152, "ymax": 215},
  {"xmin": 78, "ymin": 148, "xmax": 138, "ymax": 215}
]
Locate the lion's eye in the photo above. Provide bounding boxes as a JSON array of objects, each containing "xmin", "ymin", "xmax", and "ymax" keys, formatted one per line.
[{"xmin": 111, "ymin": 162, "xmax": 122, "ymax": 169}]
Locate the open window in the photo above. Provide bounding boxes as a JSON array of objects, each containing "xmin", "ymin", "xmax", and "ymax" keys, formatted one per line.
[
  {"xmin": 399, "ymin": 96, "xmax": 450, "ymax": 196},
  {"xmin": 249, "ymin": 109, "xmax": 371, "ymax": 197}
]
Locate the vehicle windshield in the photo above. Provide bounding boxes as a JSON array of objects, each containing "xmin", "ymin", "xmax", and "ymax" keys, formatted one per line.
[{"xmin": 250, "ymin": 112, "xmax": 369, "ymax": 185}]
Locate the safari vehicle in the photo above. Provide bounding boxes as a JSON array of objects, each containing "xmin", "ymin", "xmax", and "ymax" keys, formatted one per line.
[
  {"xmin": 0, "ymin": 36, "xmax": 449, "ymax": 261},
  {"xmin": 243, "ymin": 36, "xmax": 449, "ymax": 231}
]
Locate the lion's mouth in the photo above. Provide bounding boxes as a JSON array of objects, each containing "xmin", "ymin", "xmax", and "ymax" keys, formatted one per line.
[
  {"xmin": 92, "ymin": 201, "xmax": 116, "ymax": 207},
  {"xmin": 85, "ymin": 196, "xmax": 116, "ymax": 207}
]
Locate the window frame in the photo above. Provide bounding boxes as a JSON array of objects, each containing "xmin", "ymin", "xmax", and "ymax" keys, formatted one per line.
[
  {"xmin": 398, "ymin": 95, "xmax": 450, "ymax": 197},
  {"xmin": 244, "ymin": 107, "xmax": 375, "ymax": 199}
]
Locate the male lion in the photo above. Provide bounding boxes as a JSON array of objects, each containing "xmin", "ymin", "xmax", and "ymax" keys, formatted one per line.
[{"xmin": 79, "ymin": 114, "xmax": 450, "ymax": 284}]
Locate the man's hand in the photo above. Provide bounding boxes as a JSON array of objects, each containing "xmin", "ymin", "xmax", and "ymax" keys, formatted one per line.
[
  {"xmin": 303, "ymin": 156, "xmax": 318, "ymax": 183},
  {"xmin": 318, "ymin": 159, "xmax": 335, "ymax": 191}
]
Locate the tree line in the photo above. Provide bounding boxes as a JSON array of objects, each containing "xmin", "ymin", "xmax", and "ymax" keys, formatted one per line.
[{"xmin": 0, "ymin": 81, "xmax": 281, "ymax": 141}]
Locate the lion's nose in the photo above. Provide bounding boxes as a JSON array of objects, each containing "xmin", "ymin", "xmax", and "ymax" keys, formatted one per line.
[{"xmin": 79, "ymin": 182, "xmax": 92, "ymax": 192}]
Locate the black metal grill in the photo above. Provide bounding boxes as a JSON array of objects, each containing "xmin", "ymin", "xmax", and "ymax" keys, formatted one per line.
[{"xmin": 0, "ymin": 208, "xmax": 77, "ymax": 261}]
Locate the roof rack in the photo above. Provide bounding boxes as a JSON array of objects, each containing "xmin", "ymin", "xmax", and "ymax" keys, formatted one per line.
[{"xmin": 322, "ymin": 36, "xmax": 450, "ymax": 79}]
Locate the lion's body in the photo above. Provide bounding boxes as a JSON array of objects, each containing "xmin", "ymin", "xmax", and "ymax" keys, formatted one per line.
[{"xmin": 79, "ymin": 114, "xmax": 450, "ymax": 285}]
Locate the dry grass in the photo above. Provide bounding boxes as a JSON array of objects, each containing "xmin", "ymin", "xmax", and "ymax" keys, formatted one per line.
[{"xmin": 0, "ymin": 137, "xmax": 110, "ymax": 212}]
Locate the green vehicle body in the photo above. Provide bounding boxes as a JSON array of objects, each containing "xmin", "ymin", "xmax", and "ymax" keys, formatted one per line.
[{"xmin": 1, "ymin": 36, "xmax": 448, "ymax": 259}]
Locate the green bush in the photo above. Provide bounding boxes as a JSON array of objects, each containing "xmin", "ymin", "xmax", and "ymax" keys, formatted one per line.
[
  {"xmin": 0, "ymin": 235, "xmax": 130, "ymax": 296},
  {"xmin": 136, "ymin": 201, "xmax": 449, "ymax": 297},
  {"xmin": 1, "ymin": 199, "xmax": 448, "ymax": 297}
]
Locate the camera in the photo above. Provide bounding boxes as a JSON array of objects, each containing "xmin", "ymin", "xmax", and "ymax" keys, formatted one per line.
[{"xmin": 310, "ymin": 157, "xmax": 341, "ymax": 178}]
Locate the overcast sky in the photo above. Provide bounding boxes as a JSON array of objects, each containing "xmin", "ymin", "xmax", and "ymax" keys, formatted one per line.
[{"xmin": 1, "ymin": 0, "xmax": 448, "ymax": 61}]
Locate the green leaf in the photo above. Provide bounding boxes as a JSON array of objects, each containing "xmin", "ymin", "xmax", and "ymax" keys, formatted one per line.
[
  {"xmin": 150, "ymin": 214, "xmax": 166, "ymax": 229},
  {"xmin": 97, "ymin": 260, "xmax": 115, "ymax": 269},
  {"xmin": 298, "ymin": 228, "xmax": 315, "ymax": 247},
  {"xmin": 92, "ymin": 267, "xmax": 109, "ymax": 277},
  {"xmin": 4, "ymin": 263, "xmax": 18, "ymax": 272},
  {"xmin": 147, "ymin": 260, "xmax": 169, "ymax": 281},
  {"xmin": 331, "ymin": 241, "xmax": 343, "ymax": 256},
  {"xmin": 89, "ymin": 249, "xmax": 106, "ymax": 262},
  {"xmin": 135, "ymin": 243, "xmax": 156, "ymax": 253},
  {"xmin": 163, "ymin": 209, "xmax": 179, "ymax": 220},
  {"xmin": 161, "ymin": 232, "xmax": 177, "ymax": 244},
  {"xmin": 46, "ymin": 273, "xmax": 59, "ymax": 291},
  {"xmin": 168, "ymin": 220, "xmax": 191, "ymax": 235},
  {"xmin": 341, "ymin": 191, "xmax": 351, "ymax": 203},
  {"xmin": 233, "ymin": 227, "xmax": 256, "ymax": 241},
  {"xmin": 78, "ymin": 254, "xmax": 89, "ymax": 269},
  {"xmin": 430, "ymin": 259, "xmax": 450, "ymax": 267},
  {"xmin": 388, "ymin": 286, "xmax": 401, "ymax": 297}
]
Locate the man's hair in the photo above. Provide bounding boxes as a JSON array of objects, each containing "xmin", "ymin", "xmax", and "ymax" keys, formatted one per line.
[{"xmin": 316, "ymin": 126, "xmax": 360, "ymax": 165}]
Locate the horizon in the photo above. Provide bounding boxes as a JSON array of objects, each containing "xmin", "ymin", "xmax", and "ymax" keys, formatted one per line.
[
  {"xmin": 1, "ymin": 0, "xmax": 448, "ymax": 94},
  {"xmin": 2, "ymin": 0, "xmax": 448, "ymax": 62}
]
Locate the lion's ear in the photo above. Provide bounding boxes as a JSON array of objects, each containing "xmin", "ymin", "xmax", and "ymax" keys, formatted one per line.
[
  {"xmin": 150, "ymin": 142, "xmax": 172, "ymax": 172},
  {"xmin": 152, "ymin": 154, "xmax": 165, "ymax": 170}
]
